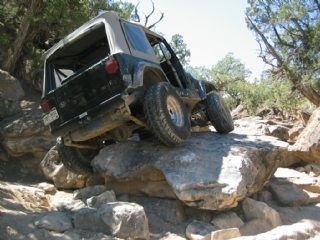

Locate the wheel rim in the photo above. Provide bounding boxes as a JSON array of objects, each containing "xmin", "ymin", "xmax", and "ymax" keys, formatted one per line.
[{"xmin": 167, "ymin": 95, "xmax": 184, "ymax": 127}]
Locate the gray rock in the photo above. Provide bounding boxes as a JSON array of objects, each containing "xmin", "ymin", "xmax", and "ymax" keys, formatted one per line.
[
  {"xmin": 98, "ymin": 202, "xmax": 149, "ymax": 239},
  {"xmin": 86, "ymin": 190, "xmax": 116, "ymax": 208},
  {"xmin": 242, "ymin": 198, "xmax": 282, "ymax": 228},
  {"xmin": 274, "ymin": 204, "xmax": 320, "ymax": 225},
  {"xmin": 92, "ymin": 131, "xmax": 297, "ymax": 211},
  {"xmin": 128, "ymin": 196, "xmax": 187, "ymax": 235},
  {"xmin": 0, "ymin": 69, "xmax": 24, "ymax": 100},
  {"xmin": 0, "ymin": 92, "xmax": 21, "ymax": 119},
  {"xmin": 268, "ymin": 125, "xmax": 290, "ymax": 141},
  {"xmin": 73, "ymin": 208, "xmax": 108, "ymax": 233},
  {"xmin": 231, "ymin": 104, "xmax": 249, "ymax": 120},
  {"xmin": 288, "ymin": 124, "xmax": 304, "ymax": 142},
  {"xmin": 34, "ymin": 211, "xmax": 73, "ymax": 232},
  {"xmin": 273, "ymin": 167, "xmax": 320, "ymax": 193},
  {"xmin": 31, "ymin": 229, "xmax": 82, "ymax": 240},
  {"xmin": 129, "ymin": 196, "xmax": 187, "ymax": 225},
  {"xmin": 239, "ymin": 219, "xmax": 272, "ymax": 236},
  {"xmin": 37, "ymin": 182, "xmax": 55, "ymax": 192},
  {"xmin": 267, "ymin": 181, "xmax": 320, "ymax": 207},
  {"xmin": 73, "ymin": 185, "xmax": 107, "ymax": 199},
  {"xmin": 211, "ymin": 212, "xmax": 244, "ymax": 229},
  {"xmin": 258, "ymin": 190, "xmax": 273, "ymax": 203},
  {"xmin": 289, "ymin": 107, "xmax": 320, "ymax": 163},
  {"xmin": 211, "ymin": 228, "xmax": 241, "ymax": 240},
  {"xmin": 232, "ymin": 222, "xmax": 320, "ymax": 240},
  {"xmin": 159, "ymin": 232, "xmax": 186, "ymax": 240},
  {"xmin": 52, "ymin": 199, "xmax": 87, "ymax": 213},
  {"xmin": 185, "ymin": 220, "xmax": 218, "ymax": 240},
  {"xmin": 0, "ymin": 98, "xmax": 55, "ymax": 159},
  {"xmin": 40, "ymin": 147, "xmax": 87, "ymax": 189}
]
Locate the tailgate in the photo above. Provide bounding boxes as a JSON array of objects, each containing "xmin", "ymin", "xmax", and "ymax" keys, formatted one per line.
[{"xmin": 46, "ymin": 60, "xmax": 123, "ymax": 127}]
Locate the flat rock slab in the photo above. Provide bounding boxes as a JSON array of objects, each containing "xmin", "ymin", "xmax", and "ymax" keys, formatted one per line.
[
  {"xmin": 92, "ymin": 131, "xmax": 297, "ymax": 211},
  {"xmin": 273, "ymin": 168, "xmax": 320, "ymax": 193},
  {"xmin": 267, "ymin": 181, "xmax": 320, "ymax": 207}
]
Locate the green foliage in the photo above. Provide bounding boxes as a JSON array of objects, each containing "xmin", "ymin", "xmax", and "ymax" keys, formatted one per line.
[
  {"xmin": 187, "ymin": 53, "xmax": 251, "ymax": 109},
  {"xmin": 0, "ymin": 0, "xmax": 135, "ymax": 75},
  {"xmin": 241, "ymin": 74, "xmax": 306, "ymax": 115},
  {"xmin": 169, "ymin": 34, "xmax": 191, "ymax": 67},
  {"xmin": 186, "ymin": 65, "xmax": 211, "ymax": 80},
  {"xmin": 246, "ymin": 0, "xmax": 320, "ymax": 106},
  {"xmin": 187, "ymin": 52, "xmax": 305, "ymax": 115}
]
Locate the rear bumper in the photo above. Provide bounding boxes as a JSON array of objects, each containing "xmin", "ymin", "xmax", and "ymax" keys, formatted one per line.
[{"xmin": 51, "ymin": 94, "xmax": 125, "ymax": 139}]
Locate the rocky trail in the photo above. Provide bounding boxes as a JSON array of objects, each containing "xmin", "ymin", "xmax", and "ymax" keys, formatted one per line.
[{"xmin": 0, "ymin": 70, "xmax": 320, "ymax": 239}]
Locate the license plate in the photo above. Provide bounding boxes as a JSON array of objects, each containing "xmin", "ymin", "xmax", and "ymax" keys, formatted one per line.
[{"xmin": 43, "ymin": 108, "xmax": 59, "ymax": 125}]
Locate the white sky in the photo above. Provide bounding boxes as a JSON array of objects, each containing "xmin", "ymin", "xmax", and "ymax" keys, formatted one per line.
[{"xmin": 126, "ymin": 0, "xmax": 266, "ymax": 81}]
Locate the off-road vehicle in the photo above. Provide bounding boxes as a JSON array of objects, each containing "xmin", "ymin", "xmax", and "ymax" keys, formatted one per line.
[{"xmin": 41, "ymin": 11, "xmax": 234, "ymax": 174}]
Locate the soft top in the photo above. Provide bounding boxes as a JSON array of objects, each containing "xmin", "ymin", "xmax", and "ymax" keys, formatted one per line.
[{"xmin": 42, "ymin": 11, "xmax": 163, "ymax": 63}]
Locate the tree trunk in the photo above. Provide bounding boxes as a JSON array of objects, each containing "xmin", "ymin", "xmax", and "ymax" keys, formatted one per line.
[
  {"xmin": 298, "ymin": 84, "xmax": 320, "ymax": 107},
  {"xmin": 1, "ymin": 0, "xmax": 42, "ymax": 75}
]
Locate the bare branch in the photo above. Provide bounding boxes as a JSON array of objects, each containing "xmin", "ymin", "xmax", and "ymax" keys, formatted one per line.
[
  {"xmin": 132, "ymin": 1, "xmax": 140, "ymax": 23},
  {"xmin": 147, "ymin": 12, "xmax": 164, "ymax": 29},
  {"xmin": 144, "ymin": 0, "xmax": 155, "ymax": 27},
  {"xmin": 246, "ymin": 14, "xmax": 283, "ymax": 67}
]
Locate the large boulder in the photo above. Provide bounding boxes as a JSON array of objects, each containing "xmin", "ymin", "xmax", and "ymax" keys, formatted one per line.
[
  {"xmin": 92, "ymin": 129, "xmax": 299, "ymax": 211},
  {"xmin": 74, "ymin": 202, "xmax": 150, "ymax": 239},
  {"xmin": 0, "ymin": 69, "xmax": 24, "ymax": 100},
  {"xmin": 242, "ymin": 198, "xmax": 282, "ymax": 228},
  {"xmin": 288, "ymin": 107, "xmax": 320, "ymax": 163},
  {"xmin": 0, "ymin": 92, "xmax": 21, "ymax": 120},
  {"xmin": 39, "ymin": 146, "xmax": 87, "ymax": 189},
  {"xmin": 231, "ymin": 104, "xmax": 250, "ymax": 120},
  {"xmin": 0, "ymin": 70, "xmax": 24, "ymax": 119},
  {"xmin": 0, "ymin": 92, "xmax": 55, "ymax": 170}
]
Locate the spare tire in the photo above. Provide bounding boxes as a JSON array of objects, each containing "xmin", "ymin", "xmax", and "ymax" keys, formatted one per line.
[
  {"xmin": 205, "ymin": 92, "xmax": 234, "ymax": 133},
  {"xmin": 144, "ymin": 82, "xmax": 190, "ymax": 146}
]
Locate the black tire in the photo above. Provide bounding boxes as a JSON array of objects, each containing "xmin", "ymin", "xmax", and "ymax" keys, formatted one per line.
[
  {"xmin": 56, "ymin": 137, "xmax": 98, "ymax": 175},
  {"xmin": 144, "ymin": 82, "xmax": 191, "ymax": 146},
  {"xmin": 205, "ymin": 92, "xmax": 234, "ymax": 133}
]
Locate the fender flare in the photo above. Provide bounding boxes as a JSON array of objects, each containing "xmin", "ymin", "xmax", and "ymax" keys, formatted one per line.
[
  {"xmin": 132, "ymin": 62, "xmax": 168, "ymax": 88},
  {"xmin": 196, "ymin": 80, "xmax": 218, "ymax": 100}
]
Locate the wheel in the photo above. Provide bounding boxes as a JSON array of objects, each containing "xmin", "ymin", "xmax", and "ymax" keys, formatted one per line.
[
  {"xmin": 56, "ymin": 137, "xmax": 99, "ymax": 175},
  {"xmin": 205, "ymin": 92, "xmax": 234, "ymax": 133},
  {"xmin": 144, "ymin": 82, "xmax": 191, "ymax": 146}
]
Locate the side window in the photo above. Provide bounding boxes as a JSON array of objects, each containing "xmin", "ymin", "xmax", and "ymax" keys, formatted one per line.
[
  {"xmin": 123, "ymin": 22, "xmax": 154, "ymax": 55},
  {"xmin": 153, "ymin": 42, "xmax": 171, "ymax": 62}
]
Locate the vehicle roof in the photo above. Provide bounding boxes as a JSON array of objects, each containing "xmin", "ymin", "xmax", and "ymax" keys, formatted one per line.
[{"xmin": 42, "ymin": 11, "xmax": 163, "ymax": 63}]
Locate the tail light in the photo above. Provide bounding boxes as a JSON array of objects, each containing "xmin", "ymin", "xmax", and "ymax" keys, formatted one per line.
[
  {"xmin": 105, "ymin": 59, "xmax": 119, "ymax": 74},
  {"xmin": 40, "ymin": 99, "xmax": 50, "ymax": 113}
]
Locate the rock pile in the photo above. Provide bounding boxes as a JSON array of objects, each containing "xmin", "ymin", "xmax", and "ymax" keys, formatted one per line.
[{"xmin": 0, "ymin": 70, "xmax": 320, "ymax": 239}]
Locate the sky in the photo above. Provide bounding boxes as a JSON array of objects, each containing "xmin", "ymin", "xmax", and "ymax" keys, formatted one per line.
[{"xmin": 125, "ymin": 0, "xmax": 266, "ymax": 81}]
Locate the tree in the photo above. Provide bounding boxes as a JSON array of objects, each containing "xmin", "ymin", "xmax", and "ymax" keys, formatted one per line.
[
  {"xmin": 186, "ymin": 53, "xmax": 251, "ymax": 109},
  {"xmin": 131, "ymin": 0, "xmax": 164, "ymax": 29},
  {"xmin": 240, "ymin": 73, "xmax": 306, "ymax": 116},
  {"xmin": 185, "ymin": 65, "xmax": 211, "ymax": 80},
  {"xmin": 246, "ymin": 0, "xmax": 320, "ymax": 106},
  {"xmin": 169, "ymin": 34, "xmax": 191, "ymax": 66},
  {"xmin": 0, "ymin": 0, "xmax": 134, "ymax": 77},
  {"xmin": 209, "ymin": 53, "xmax": 251, "ymax": 108}
]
